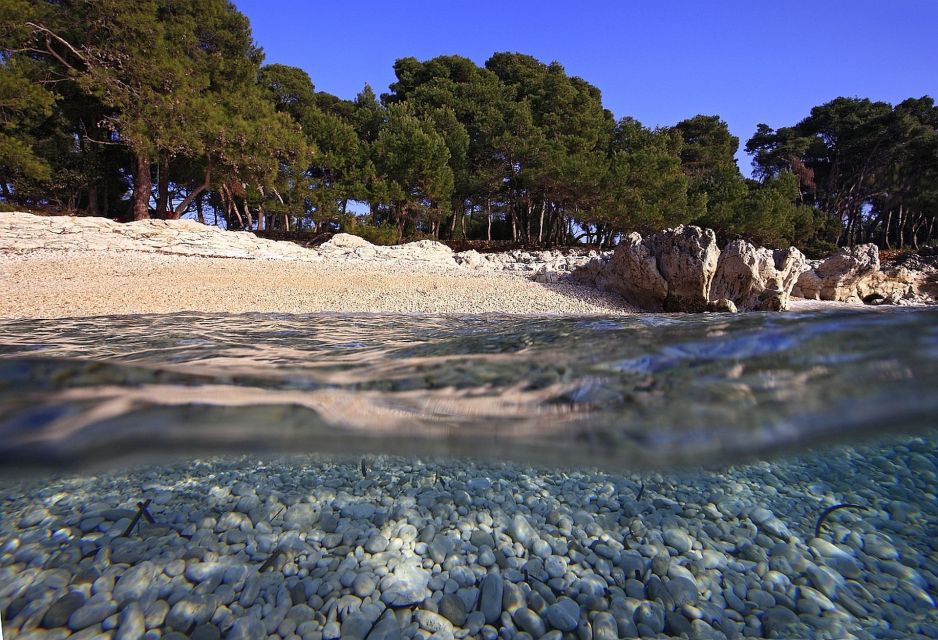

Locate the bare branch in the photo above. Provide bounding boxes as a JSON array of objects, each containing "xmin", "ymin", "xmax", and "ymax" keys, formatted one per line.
[{"xmin": 26, "ymin": 22, "xmax": 87, "ymax": 64}]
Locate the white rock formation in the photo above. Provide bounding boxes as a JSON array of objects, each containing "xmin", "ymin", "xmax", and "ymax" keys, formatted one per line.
[
  {"xmin": 793, "ymin": 244, "xmax": 929, "ymax": 304},
  {"xmin": 710, "ymin": 241, "xmax": 807, "ymax": 311},
  {"xmin": 601, "ymin": 226, "xmax": 725, "ymax": 312}
]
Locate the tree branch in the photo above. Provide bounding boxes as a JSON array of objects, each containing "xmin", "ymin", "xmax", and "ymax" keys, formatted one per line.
[
  {"xmin": 26, "ymin": 22, "xmax": 87, "ymax": 65},
  {"xmin": 172, "ymin": 157, "xmax": 213, "ymax": 218}
]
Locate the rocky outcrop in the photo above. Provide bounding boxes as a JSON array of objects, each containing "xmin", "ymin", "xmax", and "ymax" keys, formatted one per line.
[
  {"xmin": 320, "ymin": 233, "xmax": 373, "ymax": 250},
  {"xmin": 454, "ymin": 247, "xmax": 602, "ymax": 278},
  {"xmin": 0, "ymin": 212, "xmax": 462, "ymax": 271},
  {"xmin": 602, "ymin": 232, "xmax": 670, "ymax": 309},
  {"xmin": 793, "ymin": 244, "xmax": 931, "ymax": 304},
  {"xmin": 710, "ymin": 241, "xmax": 807, "ymax": 311},
  {"xmin": 582, "ymin": 227, "xmax": 814, "ymax": 312},
  {"xmin": 793, "ymin": 244, "xmax": 879, "ymax": 302},
  {"xmin": 603, "ymin": 226, "xmax": 720, "ymax": 312},
  {"xmin": 596, "ymin": 226, "xmax": 809, "ymax": 312}
]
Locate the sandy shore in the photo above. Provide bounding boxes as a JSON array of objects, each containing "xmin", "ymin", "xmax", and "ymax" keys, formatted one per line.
[{"xmin": 0, "ymin": 250, "xmax": 636, "ymax": 319}]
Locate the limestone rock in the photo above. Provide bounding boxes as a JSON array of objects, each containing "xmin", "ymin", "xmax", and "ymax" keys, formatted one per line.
[
  {"xmin": 455, "ymin": 249, "xmax": 483, "ymax": 268},
  {"xmin": 605, "ymin": 226, "xmax": 719, "ymax": 312},
  {"xmin": 710, "ymin": 241, "xmax": 807, "ymax": 311},
  {"xmin": 795, "ymin": 244, "xmax": 880, "ymax": 302},
  {"xmin": 648, "ymin": 226, "xmax": 721, "ymax": 311},
  {"xmin": 321, "ymin": 233, "xmax": 375, "ymax": 250},
  {"xmin": 603, "ymin": 232, "xmax": 669, "ymax": 310},
  {"xmin": 707, "ymin": 298, "xmax": 738, "ymax": 313},
  {"xmin": 401, "ymin": 239, "xmax": 452, "ymax": 254},
  {"xmin": 380, "ymin": 560, "xmax": 430, "ymax": 607}
]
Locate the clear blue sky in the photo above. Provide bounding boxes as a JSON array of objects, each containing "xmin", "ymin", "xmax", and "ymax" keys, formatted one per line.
[{"xmin": 233, "ymin": 0, "xmax": 937, "ymax": 175}]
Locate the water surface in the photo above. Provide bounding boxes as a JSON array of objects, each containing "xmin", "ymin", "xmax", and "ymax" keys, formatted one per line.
[{"xmin": 2, "ymin": 308, "xmax": 937, "ymax": 470}]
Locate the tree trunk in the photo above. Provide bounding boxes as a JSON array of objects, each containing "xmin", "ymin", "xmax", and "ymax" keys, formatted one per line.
[
  {"xmin": 898, "ymin": 205, "xmax": 905, "ymax": 249},
  {"xmin": 486, "ymin": 199, "xmax": 492, "ymax": 242},
  {"xmin": 86, "ymin": 184, "xmax": 99, "ymax": 217},
  {"xmin": 132, "ymin": 150, "xmax": 151, "ymax": 220},
  {"xmin": 170, "ymin": 159, "xmax": 212, "ymax": 220},
  {"xmin": 883, "ymin": 209, "xmax": 892, "ymax": 250},
  {"xmin": 155, "ymin": 153, "xmax": 170, "ymax": 218},
  {"xmin": 525, "ymin": 200, "xmax": 532, "ymax": 243},
  {"xmin": 537, "ymin": 199, "xmax": 545, "ymax": 245},
  {"xmin": 221, "ymin": 184, "xmax": 243, "ymax": 229},
  {"xmin": 195, "ymin": 193, "xmax": 205, "ymax": 224},
  {"xmin": 243, "ymin": 198, "xmax": 253, "ymax": 230}
]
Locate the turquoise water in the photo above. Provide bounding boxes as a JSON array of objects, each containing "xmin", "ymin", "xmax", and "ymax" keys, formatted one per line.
[
  {"xmin": 1, "ymin": 309, "xmax": 938, "ymax": 470},
  {"xmin": 1, "ymin": 309, "xmax": 937, "ymax": 639}
]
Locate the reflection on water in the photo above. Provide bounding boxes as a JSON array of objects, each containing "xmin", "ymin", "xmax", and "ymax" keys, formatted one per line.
[{"xmin": 1, "ymin": 309, "xmax": 937, "ymax": 470}]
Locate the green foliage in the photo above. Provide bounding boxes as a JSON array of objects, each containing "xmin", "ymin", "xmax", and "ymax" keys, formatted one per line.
[
  {"xmin": 747, "ymin": 96, "xmax": 938, "ymax": 249},
  {"xmin": 372, "ymin": 103, "xmax": 453, "ymax": 228},
  {"xmin": 346, "ymin": 220, "xmax": 406, "ymax": 246},
  {"xmin": 0, "ymin": 55, "xmax": 55, "ymax": 184},
  {"xmin": 1, "ymin": 2, "xmax": 932, "ymax": 250},
  {"xmin": 598, "ymin": 118, "xmax": 690, "ymax": 238}
]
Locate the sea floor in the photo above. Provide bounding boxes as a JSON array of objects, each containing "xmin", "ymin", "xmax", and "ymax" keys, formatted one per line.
[{"xmin": 1, "ymin": 432, "xmax": 937, "ymax": 640}]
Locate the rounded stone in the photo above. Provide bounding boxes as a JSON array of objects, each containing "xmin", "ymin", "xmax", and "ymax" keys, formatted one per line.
[
  {"xmin": 42, "ymin": 592, "xmax": 86, "ymax": 628},
  {"xmin": 479, "ymin": 572, "xmax": 504, "ymax": 624},
  {"xmin": 115, "ymin": 602, "xmax": 146, "ymax": 640},
  {"xmin": 663, "ymin": 528, "xmax": 693, "ymax": 554},
  {"xmin": 352, "ymin": 573, "xmax": 376, "ymax": 598},
  {"xmin": 438, "ymin": 593, "xmax": 467, "ymax": 627},
  {"xmin": 68, "ymin": 596, "xmax": 117, "ymax": 631},
  {"xmin": 365, "ymin": 534, "xmax": 389, "ymax": 554},
  {"xmin": 513, "ymin": 607, "xmax": 546, "ymax": 637},
  {"xmin": 227, "ymin": 616, "xmax": 266, "ymax": 640},
  {"xmin": 545, "ymin": 597, "xmax": 579, "ymax": 632}
]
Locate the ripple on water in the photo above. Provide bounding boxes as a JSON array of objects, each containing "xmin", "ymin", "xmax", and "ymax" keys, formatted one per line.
[{"xmin": 0, "ymin": 308, "xmax": 937, "ymax": 470}]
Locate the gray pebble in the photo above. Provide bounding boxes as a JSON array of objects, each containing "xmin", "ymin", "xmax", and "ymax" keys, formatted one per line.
[
  {"xmin": 42, "ymin": 592, "xmax": 86, "ymax": 628},
  {"xmin": 114, "ymin": 601, "xmax": 145, "ymax": 640},
  {"xmin": 545, "ymin": 597, "xmax": 579, "ymax": 632}
]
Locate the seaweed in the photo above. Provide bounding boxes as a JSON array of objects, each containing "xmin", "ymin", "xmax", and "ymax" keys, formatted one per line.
[
  {"xmin": 814, "ymin": 503, "xmax": 869, "ymax": 539},
  {"xmin": 121, "ymin": 499, "xmax": 155, "ymax": 537},
  {"xmin": 259, "ymin": 549, "xmax": 285, "ymax": 573}
]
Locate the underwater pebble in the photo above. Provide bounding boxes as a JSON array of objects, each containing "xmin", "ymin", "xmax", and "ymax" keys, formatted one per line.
[{"xmin": 1, "ymin": 433, "xmax": 936, "ymax": 640}]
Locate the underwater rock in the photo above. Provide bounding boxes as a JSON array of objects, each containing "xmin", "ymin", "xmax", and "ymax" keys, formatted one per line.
[
  {"xmin": 479, "ymin": 572, "xmax": 504, "ymax": 624},
  {"xmin": 380, "ymin": 560, "xmax": 430, "ymax": 607}
]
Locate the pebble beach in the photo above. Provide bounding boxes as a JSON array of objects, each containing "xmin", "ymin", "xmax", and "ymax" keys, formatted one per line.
[
  {"xmin": 0, "ymin": 212, "xmax": 633, "ymax": 319},
  {"xmin": 2, "ymin": 432, "xmax": 937, "ymax": 640}
]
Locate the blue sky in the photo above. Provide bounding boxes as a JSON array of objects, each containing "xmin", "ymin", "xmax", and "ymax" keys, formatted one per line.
[{"xmin": 233, "ymin": 0, "xmax": 937, "ymax": 175}]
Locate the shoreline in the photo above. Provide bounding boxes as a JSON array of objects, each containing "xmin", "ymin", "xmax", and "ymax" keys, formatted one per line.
[
  {"xmin": 0, "ymin": 249, "xmax": 636, "ymax": 319},
  {"xmin": 0, "ymin": 212, "xmax": 896, "ymax": 320}
]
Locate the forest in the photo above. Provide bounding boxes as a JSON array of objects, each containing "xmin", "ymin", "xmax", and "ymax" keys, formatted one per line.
[{"xmin": 2, "ymin": 0, "xmax": 936, "ymax": 253}]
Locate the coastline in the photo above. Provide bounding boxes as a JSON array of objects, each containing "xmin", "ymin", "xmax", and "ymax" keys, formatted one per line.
[
  {"xmin": 0, "ymin": 249, "xmax": 636, "ymax": 320},
  {"xmin": 0, "ymin": 212, "xmax": 881, "ymax": 319}
]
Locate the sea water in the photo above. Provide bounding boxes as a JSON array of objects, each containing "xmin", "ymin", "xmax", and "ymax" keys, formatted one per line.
[{"xmin": 1, "ymin": 309, "xmax": 937, "ymax": 638}]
